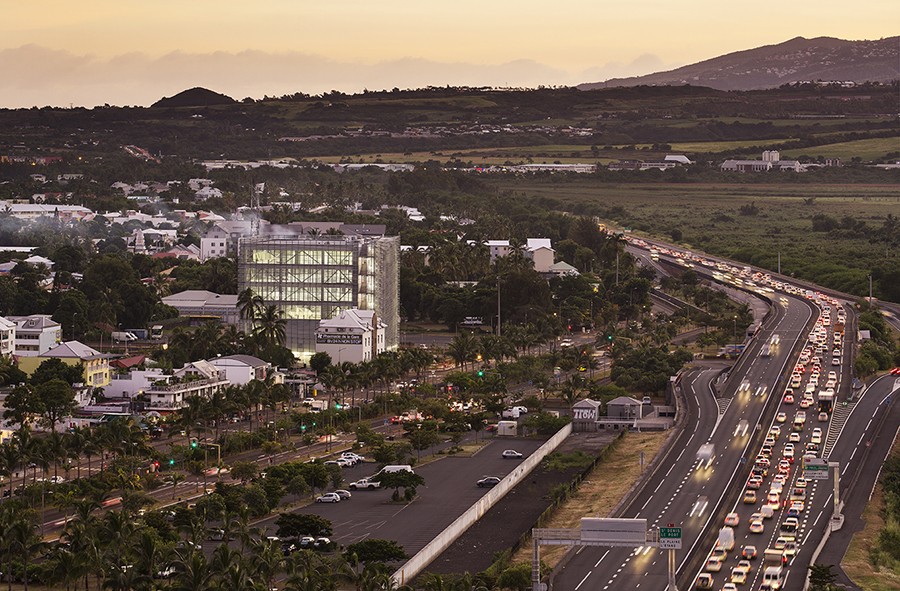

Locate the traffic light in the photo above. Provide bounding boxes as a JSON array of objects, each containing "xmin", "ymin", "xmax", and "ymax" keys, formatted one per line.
[
  {"xmin": 190, "ymin": 438, "xmax": 198, "ymax": 449},
  {"xmin": 300, "ymin": 424, "xmax": 307, "ymax": 432},
  {"xmin": 477, "ymin": 369, "xmax": 484, "ymax": 377},
  {"xmin": 607, "ymin": 334, "xmax": 613, "ymax": 341},
  {"xmin": 169, "ymin": 459, "xmax": 175, "ymax": 466},
  {"xmin": 335, "ymin": 402, "xmax": 342, "ymax": 410}
]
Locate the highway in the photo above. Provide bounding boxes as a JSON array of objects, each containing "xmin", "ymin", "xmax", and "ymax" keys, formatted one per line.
[{"xmin": 553, "ymin": 286, "xmax": 817, "ymax": 591}]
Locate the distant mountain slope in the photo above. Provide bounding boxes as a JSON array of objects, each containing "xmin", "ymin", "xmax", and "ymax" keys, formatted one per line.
[
  {"xmin": 579, "ymin": 36, "xmax": 900, "ymax": 91},
  {"xmin": 151, "ymin": 87, "xmax": 235, "ymax": 108}
]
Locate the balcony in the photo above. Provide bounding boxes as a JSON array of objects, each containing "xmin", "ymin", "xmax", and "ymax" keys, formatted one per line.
[{"xmin": 147, "ymin": 378, "xmax": 224, "ymax": 394}]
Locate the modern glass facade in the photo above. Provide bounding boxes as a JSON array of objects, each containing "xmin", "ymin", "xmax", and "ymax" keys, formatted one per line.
[{"xmin": 237, "ymin": 234, "xmax": 399, "ymax": 361}]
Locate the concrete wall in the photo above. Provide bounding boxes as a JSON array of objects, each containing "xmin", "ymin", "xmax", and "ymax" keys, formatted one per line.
[{"xmin": 393, "ymin": 423, "xmax": 573, "ymax": 585}]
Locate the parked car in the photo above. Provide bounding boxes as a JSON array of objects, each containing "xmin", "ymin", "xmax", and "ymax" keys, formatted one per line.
[
  {"xmin": 476, "ymin": 476, "xmax": 502, "ymax": 488},
  {"xmin": 502, "ymin": 449, "xmax": 523, "ymax": 459},
  {"xmin": 315, "ymin": 492, "xmax": 341, "ymax": 503}
]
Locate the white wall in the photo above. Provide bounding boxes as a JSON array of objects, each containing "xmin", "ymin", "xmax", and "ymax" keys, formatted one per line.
[{"xmin": 392, "ymin": 423, "xmax": 573, "ymax": 585}]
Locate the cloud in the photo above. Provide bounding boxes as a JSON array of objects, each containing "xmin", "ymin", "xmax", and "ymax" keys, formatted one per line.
[{"xmin": 0, "ymin": 45, "xmax": 580, "ymax": 108}]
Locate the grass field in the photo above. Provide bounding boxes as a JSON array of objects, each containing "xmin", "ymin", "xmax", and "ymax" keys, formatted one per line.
[
  {"xmin": 492, "ymin": 179, "xmax": 900, "ymax": 297},
  {"xmin": 781, "ymin": 137, "xmax": 900, "ymax": 161},
  {"xmin": 511, "ymin": 431, "xmax": 670, "ymax": 568}
]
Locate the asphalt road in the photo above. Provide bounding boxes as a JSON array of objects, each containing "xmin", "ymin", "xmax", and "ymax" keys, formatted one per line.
[
  {"xmin": 248, "ymin": 436, "xmax": 547, "ymax": 555},
  {"xmin": 553, "ymin": 290, "xmax": 818, "ymax": 591}
]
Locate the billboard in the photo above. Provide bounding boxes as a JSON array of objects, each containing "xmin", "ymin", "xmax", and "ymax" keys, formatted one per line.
[
  {"xmin": 316, "ymin": 333, "xmax": 362, "ymax": 345},
  {"xmin": 581, "ymin": 518, "xmax": 647, "ymax": 545}
]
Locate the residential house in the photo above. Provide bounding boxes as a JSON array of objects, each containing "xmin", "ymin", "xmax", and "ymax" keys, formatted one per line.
[
  {"xmin": 143, "ymin": 361, "xmax": 228, "ymax": 412},
  {"xmin": 0, "ymin": 317, "xmax": 15, "ymax": 357},
  {"xmin": 8, "ymin": 315, "xmax": 61, "ymax": 357},
  {"xmin": 208, "ymin": 354, "xmax": 277, "ymax": 386},
  {"xmin": 17, "ymin": 340, "xmax": 110, "ymax": 388}
]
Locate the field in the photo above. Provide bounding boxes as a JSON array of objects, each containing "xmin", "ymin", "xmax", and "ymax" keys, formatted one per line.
[
  {"xmin": 490, "ymin": 179, "xmax": 900, "ymax": 297},
  {"xmin": 781, "ymin": 137, "xmax": 900, "ymax": 161}
]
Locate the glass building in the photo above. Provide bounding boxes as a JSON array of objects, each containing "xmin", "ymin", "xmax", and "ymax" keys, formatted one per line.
[{"xmin": 237, "ymin": 233, "xmax": 399, "ymax": 361}]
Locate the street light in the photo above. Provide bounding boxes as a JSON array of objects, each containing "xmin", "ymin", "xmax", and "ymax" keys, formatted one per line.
[{"xmin": 337, "ymin": 347, "xmax": 347, "ymax": 364}]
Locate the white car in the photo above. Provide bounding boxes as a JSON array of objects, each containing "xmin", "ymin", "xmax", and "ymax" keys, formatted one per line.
[
  {"xmin": 315, "ymin": 492, "xmax": 341, "ymax": 503},
  {"xmin": 811, "ymin": 428, "xmax": 823, "ymax": 444},
  {"xmin": 502, "ymin": 449, "xmax": 523, "ymax": 459}
]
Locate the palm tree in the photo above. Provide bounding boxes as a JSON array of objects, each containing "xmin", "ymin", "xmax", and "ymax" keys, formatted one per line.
[
  {"xmin": 0, "ymin": 441, "xmax": 19, "ymax": 499},
  {"xmin": 253, "ymin": 305, "xmax": 287, "ymax": 351},
  {"xmin": 2, "ymin": 506, "xmax": 43, "ymax": 591},
  {"xmin": 170, "ymin": 548, "xmax": 213, "ymax": 591},
  {"xmin": 237, "ymin": 287, "xmax": 265, "ymax": 332},
  {"xmin": 447, "ymin": 331, "xmax": 478, "ymax": 370}
]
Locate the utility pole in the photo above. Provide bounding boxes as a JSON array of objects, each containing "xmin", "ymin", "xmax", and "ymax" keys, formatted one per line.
[
  {"xmin": 496, "ymin": 275, "xmax": 501, "ymax": 338},
  {"xmin": 869, "ymin": 274, "xmax": 873, "ymax": 302},
  {"xmin": 616, "ymin": 251, "xmax": 620, "ymax": 285},
  {"xmin": 777, "ymin": 251, "xmax": 781, "ymax": 275}
]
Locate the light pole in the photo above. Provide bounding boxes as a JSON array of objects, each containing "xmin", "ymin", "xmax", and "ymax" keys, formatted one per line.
[
  {"xmin": 733, "ymin": 316, "xmax": 737, "ymax": 345},
  {"xmin": 337, "ymin": 347, "xmax": 347, "ymax": 364},
  {"xmin": 72, "ymin": 312, "xmax": 78, "ymax": 340}
]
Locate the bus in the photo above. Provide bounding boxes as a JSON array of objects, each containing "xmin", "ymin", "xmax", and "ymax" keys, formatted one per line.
[
  {"xmin": 818, "ymin": 391, "xmax": 834, "ymax": 414},
  {"xmin": 150, "ymin": 325, "xmax": 164, "ymax": 339}
]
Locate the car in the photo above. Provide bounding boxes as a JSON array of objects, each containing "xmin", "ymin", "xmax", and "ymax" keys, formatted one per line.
[
  {"xmin": 890, "ymin": 367, "xmax": 900, "ymax": 376},
  {"xmin": 783, "ymin": 393, "xmax": 794, "ymax": 405},
  {"xmin": 333, "ymin": 489, "xmax": 352, "ymax": 500},
  {"xmin": 783, "ymin": 541, "xmax": 798, "ymax": 556},
  {"xmin": 755, "ymin": 456, "xmax": 771, "ymax": 467},
  {"xmin": 819, "ymin": 411, "xmax": 830, "ymax": 422},
  {"xmin": 730, "ymin": 568, "xmax": 747, "ymax": 585},
  {"xmin": 799, "ymin": 398, "xmax": 812, "ymax": 409},
  {"xmin": 766, "ymin": 492, "xmax": 781, "ymax": 510},
  {"xmin": 477, "ymin": 476, "xmax": 502, "ymax": 488},
  {"xmin": 811, "ymin": 428, "xmax": 823, "ymax": 444},
  {"xmin": 796, "ymin": 477, "xmax": 808, "ymax": 488},
  {"xmin": 724, "ymin": 512, "xmax": 740, "ymax": 527},
  {"xmin": 742, "ymin": 545, "xmax": 758, "ymax": 560},
  {"xmin": 705, "ymin": 558, "xmax": 723, "ymax": 573},
  {"xmin": 778, "ymin": 460, "xmax": 791, "ymax": 475},
  {"xmin": 207, "ymin": 528, "xmax": 226, "ymax": 541},
  {"xmin": 743, "ymin": 490, "xmax": 757, "ymax": 504},
  {"xmin": 781, "ymin": 517, "xmax": 799, "ymax": 534},
  {"xmin": 315, "ymin": 492, "xmax": 341, "ymax": 503},
  {"xmin": 776, "ymin": 412, "xmax": 787, "ymax": 423},
  {"xmin": 749, "ymin": 519, "xmax": 765, "ymax": 534},
  {"xmin": 747, "ymin": 477, "xmax": 763, "ymax": 490},
  {"xmin": 313, "ymin": 537, "xmax": 332, "ymax": 550},
  {"xmin": 773, "ymin": 473, "xmax": 787, "ymax": 485},
  {"xmin": 790, "ymin": 500, "xmax": 805, "ymax": 513},
  {"xmin": 735, "ymin": 560, "xmax": 752, "ymax": 574},
  {"xmin": 721, "ymin": 584, "xmax": 738, "ymax": 591},
  {"xmin": 832, "ymin": 356, "xmax": 841, "ymax": 366},
  {"xmin": 769, "ymin": 425, "xmax": 782, "ymax": 438},
  {"xmin": 502, "ymin": 449, "xmax": 523, "ymax": 459},
  {"xmin": 770, "ymin": 482, "xmax": 783, "ymax": 495},
  {"xmin": 787, "ymin": 505, "xmax": 802, "ymax": 518},
  {"xmin": 695, "ymin": 574, "xmax": 714, "ymax": 589},
  {"xmin": 298, "ymin": 536, "xmax": 316, "ymax": 548}
]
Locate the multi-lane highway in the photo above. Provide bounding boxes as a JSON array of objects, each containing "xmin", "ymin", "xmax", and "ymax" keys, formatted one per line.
[{"xmin": 553, "ymin": 285, "xmax": 818, "ymax": 590}]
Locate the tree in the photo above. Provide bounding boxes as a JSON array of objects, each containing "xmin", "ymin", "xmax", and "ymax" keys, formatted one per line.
[
  {"xmin": 405, "ymin": 427, "xmax": 441, "ymax": 461},
  {"xmin": 30, "ymin": 358, "xmax": 84, "ymax": 387},
  {"xmin": 345, "ymin": 539, "xmax": 408, "ymax": 565},
  {"xmin": 229, "ymin": 461, "xmax": 259, "ymax": 484},
  {"xmin": 275, "ymin": 513, "xmax": 333, "ymax": 539},
  {"xmin": 309, "ymin": 352, "xmax": 332, "ymax": 375},
  {"xmin": 2, "ymin": 384, "xmax": 39, "ymax": 428},
  {"xmin": 374, "ymin": 471, "xmax": 425, "ymax": 502},
  {"xmin": 808, "ymin": 564, "xmax": 837, "ymax": 591},
  {"xmin": 34, "ymin": 379, "xmax": 76, "ymax": 432}
]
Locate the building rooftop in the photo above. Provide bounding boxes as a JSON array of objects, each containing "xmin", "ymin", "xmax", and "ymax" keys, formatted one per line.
[
  {"xmin": 43, "ymin": 340, "xmax": 104, "ymax": 360},
  {"xmin": 162, "ymin": 290, "xmax": 238, "ymax": 308}
]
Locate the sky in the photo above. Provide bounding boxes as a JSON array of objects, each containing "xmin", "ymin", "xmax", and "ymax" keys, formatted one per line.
[{"xmin": 1, "ymin": 0, "xmax": 897, "ymax": 108}]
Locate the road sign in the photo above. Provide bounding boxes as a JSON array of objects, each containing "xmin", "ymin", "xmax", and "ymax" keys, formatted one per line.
[
  {"xmin": 660, "ymin": 527, "xmax": 682, "ymax": 539},
  {"xmin": 659, "ymin": 538, "xmax": 681, "ymax": 549},
  {"xmin": 803, "ymin": 458, "xmax": 829, "ymax": 480}
]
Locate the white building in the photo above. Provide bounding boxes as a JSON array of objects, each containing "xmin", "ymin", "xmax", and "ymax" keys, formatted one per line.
[
  {"xmin": 8, "ymin": 315, "xmax": 61, "ymax": 357},
  {"xmin": 161, "ymin": 290, "xmax": 240, "ymax": 326},
  {"xmin": 484, "ymin": 238, "xmax": 555, "ymax": 273},
  {"xmin": 315, "ymin": 309, "xmax": 386, "ymax": 364},
  {"xmin": 0, "ymin": 317, "xmax": 15, "ymax": 357},
  {"xmin": 143, "ymin": 361, "xmax": 228, "ymax": 412},
  {"xmin": 208, "ymin": 355, "xmax": 275, "ymax": 386}
]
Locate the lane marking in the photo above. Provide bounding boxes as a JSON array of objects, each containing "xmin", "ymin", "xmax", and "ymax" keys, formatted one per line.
[{"xmin": 575, "ymin": 572, "xmax": 591, "ymax": 590}]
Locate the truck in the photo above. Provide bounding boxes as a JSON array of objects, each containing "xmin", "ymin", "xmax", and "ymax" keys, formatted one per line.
[
  {"xmin": 762, "ymin": 565, "xmax": 786, "ymax": 590},
  {"xmin": 697, "ymin": 443, "xmax": 715, "ymax": 469},
  {"xmin": 764, "ymin": 548, "xmax": 786, "ymax": 566},
  {"xmin": 348, "ymin": 477, "xmax": 381, "ymax": 490},
  {"xmin": 111, "ymin": 331, "xmax": 138, "ymax": 343},
  {"xmin": 833, "ymin": 321, "xmax": 845, "ymax": 336},
  {"xmin": 717, "ymin": 527, "xmax": 735, "ymax": 551}
]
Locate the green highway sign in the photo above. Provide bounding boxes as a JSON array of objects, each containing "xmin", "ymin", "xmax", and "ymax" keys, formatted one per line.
[{"xmin": 660, "ymin": 527, "xmax": 682, "ymax": 539}]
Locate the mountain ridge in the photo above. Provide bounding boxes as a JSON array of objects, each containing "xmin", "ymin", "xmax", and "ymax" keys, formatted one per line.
[{"xmin": 579, "ymin": 36, "xmax": 900, "ymax": 91}]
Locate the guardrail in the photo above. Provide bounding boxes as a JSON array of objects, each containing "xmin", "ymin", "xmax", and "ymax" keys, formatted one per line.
[{"xmin": 392, "ymin": 423, "xmax": 573, "ymax": 586}]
